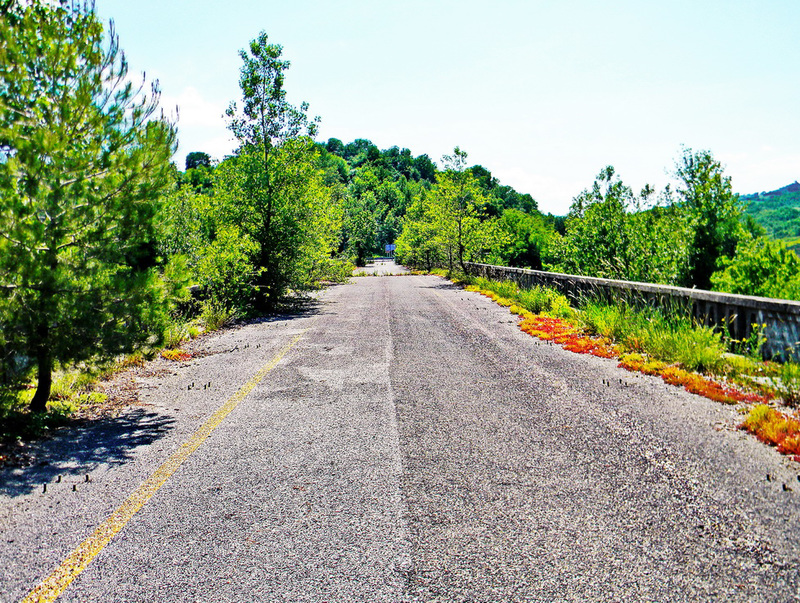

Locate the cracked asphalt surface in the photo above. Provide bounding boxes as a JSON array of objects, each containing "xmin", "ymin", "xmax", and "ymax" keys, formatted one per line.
[{"xmin": 2, "ymin": 265, "xmax": 800, "ymax": 601}]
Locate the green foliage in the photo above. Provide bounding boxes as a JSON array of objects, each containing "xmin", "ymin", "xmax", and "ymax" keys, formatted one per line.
[
  {"xmin": 578, "ymin": 298, "xmax": 725, "ymax": 373},
  {"xmin": 343, "ymin": 187, "xmax": 378, "ymax": 266},
  {"xmin": 180, "ymin": 164, "xmax": 214, "ymax": 192},
  {"xmin": 551, "ymin": 167, "xmax": 687, "ymax": 283},
  {"xmin": 395, "ymin": 189, "xmax": 440, "ymax": 270},
  {"xmin": 675, "ymin": 147, "xmax": 745, "ymax": 289},
  {"xmin": 226, "ymin": 31, "xmax": 318, "ymax": 150},
  {"xmin": 322, "ymin": 138, "xmax": 545, "ymax": 265},
  {"xmin": 397, "ymin": 147, "xmax": 504, "ymax": 271},
  {"xmin": 163, "ymin": 321, "xmax": 195, "ymax": 350},
  {"xmin": 200, "ymin": 300, "xmax": 236, "ymax": 332},
  {"xmin": 473, "ymin": 277, "xmax": 574, "ymax": 319},
  {"xmin": 494, "ymin": 209, "xmax": 551, "ymax": 269},
  {"xmin": 307, "ymin": 257, "xmax": 354, "ymax": 283},
  {"xmin": 0, "ymin": 2, "xmax": 177, "ymax": 411},
  {"xmin": 222, "ymin": 32, "xmax": 326, "ymax": 308},
  {"xmin": 186, "ymin": 151, "xmax": 211, "ymax": 170},
  {"xmin": 741, "ymin": 182, "xmax": 800, "ymax": 241},
  {"xmin": 197, "ymin": 225, "xmax": 260, "ymax": 311},
  {"xmin": 578, "ymin": 301, "xmax": 633, "ymax": 341},
  {"xmin": 711, "ymin": 235, "xmax": 800, "ymax": 300},
  {"xmin": 202, "ymin": 142, "xmax": 340, "ymax": 306},
  {"xmin": 150, "ymin": 34, "xmax": 346, "ymax": 316},
  {"xmin": 468, "ymin": 165, "xmax": 538, "ymax": 214}
]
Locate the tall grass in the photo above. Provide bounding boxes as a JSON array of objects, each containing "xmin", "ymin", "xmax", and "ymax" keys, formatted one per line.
[
  {"xmin": 470, "ymin": 276, "xmax": 574, "ymax": 318},
  {"xmin": 578, "ymin": 299, "xmax": 726, "ymax": 373},
  {"xmin": 464, "ymin": 273, "xmax": 731, "ymax": 374}
]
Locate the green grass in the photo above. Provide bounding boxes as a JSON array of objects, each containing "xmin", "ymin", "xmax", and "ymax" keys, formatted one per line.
[
  {"xmin": 0, "ymin": 365, "xmax": 109, "ymax": 452},
  {"xmin": 200, "ymin": 300, "xmax": 236, "ymax": 332},
  {"xmin": 466, "ymin": 275, "xmax": 574, "ymax": 319},
  {"xmin": 578, "ymin": 299, "xmax": 726, "ymax": 373},
  {"xmin": 1, "ymin": 305, "xmax": 222, "ymax": 448}
]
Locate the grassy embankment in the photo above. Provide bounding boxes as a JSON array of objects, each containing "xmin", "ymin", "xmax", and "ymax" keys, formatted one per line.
[{"xmin": 444, "ymin": 270, "xmax": 800, "ymax": 460}]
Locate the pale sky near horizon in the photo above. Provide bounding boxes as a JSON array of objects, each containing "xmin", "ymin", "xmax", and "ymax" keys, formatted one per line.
[{"xmin": 95, "ymin": 0, "xmax": 799, "ymax": 215}]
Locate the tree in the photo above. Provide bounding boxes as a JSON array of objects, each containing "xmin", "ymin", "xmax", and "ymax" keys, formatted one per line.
[
  {"xmin": 395, "ymin": 189, "xmax": 441, "ymax": 270},
  {"xmin": 418, "ymin": 148, "xmax": 498, "ymax": 270},
  {"xmin": 435, "ymin": 148, "xmax": 478, "ymax": 270},
  {"xmin": 711, "ymin": 236, "xmax": 800, "ymax": 300},
  {"xmin": 185, "ymin": 151, "xmax": 211, "ymax": 170},
  {"xmin": 0, "ymin": 1, "xmax": 177, "ymax": 411},
  {"xmin": 495, "ymin": 209, "xmax": 552, "ymax": 270},
  {"xmin": 225, "ymin": 31, "xmax": 320, "ymax": 308},
  {"xmin": 556, "ymin": 167, "xmax": 634, "ymax": 279},
  {"xmin": 675, "ymin": 147, "xmax": 744, "ymax": 290},
  {"xmin": 343, "ymin": 192, "xmax": 377, "ymax": 266},
  {"xmin": 553, "ymin": 167, "xmax": 687, "ymax": 283}
]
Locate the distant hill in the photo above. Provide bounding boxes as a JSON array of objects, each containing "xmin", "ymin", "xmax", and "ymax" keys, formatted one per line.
[{"xmin": 741, "ymin": 182, "xmax": 800, "ymax": 250}]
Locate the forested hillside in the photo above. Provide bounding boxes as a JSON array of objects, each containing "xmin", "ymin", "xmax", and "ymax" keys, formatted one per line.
[
  {"xmin": 313, "ymin": 140, "xmax": 559, "ymax": 270},
  {"xmin": 741, "ymin": 182, "xmax": 800, "ymax": 249}
]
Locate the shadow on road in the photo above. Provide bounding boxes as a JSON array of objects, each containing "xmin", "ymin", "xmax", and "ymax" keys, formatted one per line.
[
  {"xmin": 1, "ymin": 292, "xmax": 330, "ymax": 499},
  {"xmin": 0, "ymin": 408, "xmax": 175, "ymax": 498}
]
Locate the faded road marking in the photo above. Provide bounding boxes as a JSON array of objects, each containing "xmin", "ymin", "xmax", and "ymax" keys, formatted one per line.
[{"xmin": 21, "ymin": 330, "xmax": 308, "ymax": 603}]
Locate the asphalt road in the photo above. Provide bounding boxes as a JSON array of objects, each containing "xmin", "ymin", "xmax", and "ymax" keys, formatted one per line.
[
  {"xmin": 2, "ymin": 267, "xmax": 800, "ymax": 602},
  {"xmin": 353, "ymin": 258, "xmax": 408, "ymax": 275}
]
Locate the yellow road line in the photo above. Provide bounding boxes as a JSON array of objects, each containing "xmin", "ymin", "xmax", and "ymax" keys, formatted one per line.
[{"xmin": 21, "ymin": 330, "xmax": 308, "ymax": 603}]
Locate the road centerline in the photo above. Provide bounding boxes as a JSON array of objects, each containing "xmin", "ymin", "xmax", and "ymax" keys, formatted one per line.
[{"xmin": 20, "ymin": 329, "xmax": 309, "ymax": 603}]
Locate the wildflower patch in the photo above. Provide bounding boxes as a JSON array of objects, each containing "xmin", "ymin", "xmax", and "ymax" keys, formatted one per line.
[
  {"xmin": 741, "ymin": 404, "xmax": 800, "ymax": 459},
  {"xmin": 161, "ymin": 349, "xmax": 193, "ymax": 362}
]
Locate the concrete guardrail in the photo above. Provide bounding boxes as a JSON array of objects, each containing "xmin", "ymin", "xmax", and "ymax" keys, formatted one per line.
[{"xmin": 464, "ymin": 262, "xmax": 800, "ymax": 360}]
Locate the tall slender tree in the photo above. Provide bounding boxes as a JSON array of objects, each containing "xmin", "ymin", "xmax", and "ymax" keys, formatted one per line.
[
  {"xmin": 225, "ymin": 31, "xmax": 320, "ymax": 308},
  {"xmin": 0, "ymin": 1, "xmax": 176, "ymax": 411}
]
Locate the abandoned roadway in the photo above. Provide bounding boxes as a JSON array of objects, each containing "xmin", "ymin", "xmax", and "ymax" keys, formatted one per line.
[{"xmin": 2, "ymin": 268, "xmax": 800, "ymax": 602}]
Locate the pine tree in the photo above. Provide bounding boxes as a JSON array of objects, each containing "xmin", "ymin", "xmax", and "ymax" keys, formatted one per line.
[{"xmin": 0, "ymin": 1, "xmax": 177, "ymax": 411}]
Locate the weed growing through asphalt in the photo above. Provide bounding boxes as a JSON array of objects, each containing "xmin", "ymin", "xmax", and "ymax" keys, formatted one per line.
[{"xmin": 160, "ymin": 349, "xmax": 193, "ymax": 362}]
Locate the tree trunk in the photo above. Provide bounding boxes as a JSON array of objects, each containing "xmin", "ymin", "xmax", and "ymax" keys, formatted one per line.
[
  {"xmin": 30, "ymin": 333, "xmax": 52, "ymax": 413},
  {"xmin": 457, "ymin": 216, "xmax": 465, "ymax": 271}
]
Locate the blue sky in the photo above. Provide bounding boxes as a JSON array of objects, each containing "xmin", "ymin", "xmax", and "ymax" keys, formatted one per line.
[{"xmin": 95, "ymin": 0, "xmax": 800, "ymax": 214}]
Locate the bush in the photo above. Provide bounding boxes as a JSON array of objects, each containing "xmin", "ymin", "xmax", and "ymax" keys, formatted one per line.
[
  {"xmin": 197, "ymin": 226, "xmax": 260, "ymax": 311},
  {"xmin": 309, "ymin": 257, "xmax": 355, "ymax": 283}
]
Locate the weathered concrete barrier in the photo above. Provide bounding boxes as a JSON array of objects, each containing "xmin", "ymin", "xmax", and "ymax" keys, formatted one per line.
[{"xmin": 464, "ymin": 262, "xmax": 800, "ymax": 360}]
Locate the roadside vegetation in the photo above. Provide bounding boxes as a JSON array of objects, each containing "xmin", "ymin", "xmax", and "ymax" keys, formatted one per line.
[
  {"xmin": 0, "ymin": 2, "xmax": 545, "ymax": 427},
  {"xmin": 0, "ymin": 3, "xmax": 350, "ymax": 448},
  {"xmin": 447, "ymin": 272, "xmax": 800, "ymax": 460}
]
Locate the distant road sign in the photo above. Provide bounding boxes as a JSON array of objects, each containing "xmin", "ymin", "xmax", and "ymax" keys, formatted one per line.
[{"xmin": 385, "ymin": 244, "xmax": 396, "ymax": 253}]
